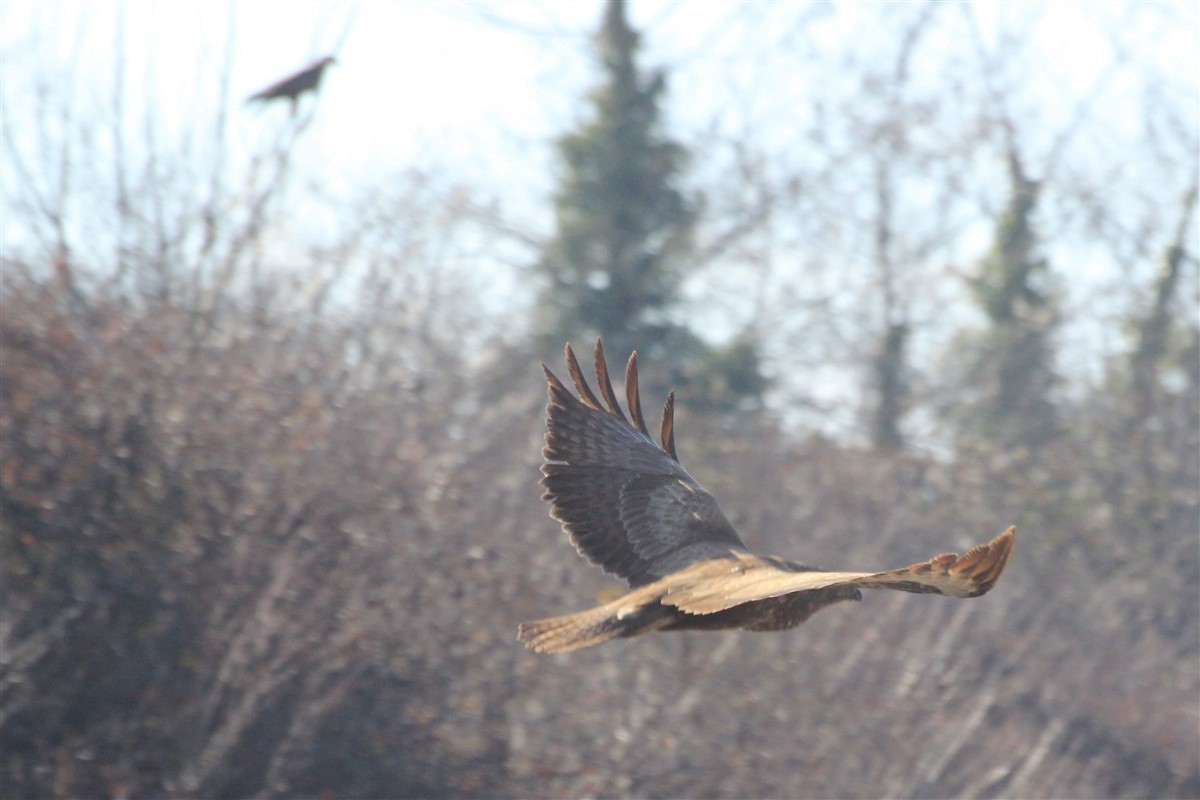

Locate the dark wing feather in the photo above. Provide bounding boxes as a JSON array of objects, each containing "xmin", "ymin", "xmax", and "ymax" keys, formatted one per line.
[
  {"xmin": 592, "ymin": 339, "xmax": 628, "ymax": 421},
  {"xmin": 538, "ymin": 465, "xmax": 646, "ymax": 579},
  {"xmin": 660, "ymin": 391, "xmax": 678, "ymax": 462},
  {"xmin": 564, "ymin": 343, "xmax": 605, "ymax": 411},
  {"xmin": 624, "ymin": 353, "xmax": 650, "ymax": 437},
  {"xmin": 617, "ymin": 472, "xmax": 748, "ymax": 576},
  {"xmin": 541, "ymin": 340, "xmax": 748, "ymax": 587}
]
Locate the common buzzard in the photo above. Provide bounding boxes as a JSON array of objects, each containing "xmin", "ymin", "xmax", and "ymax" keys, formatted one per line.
[{"xmin": 518, "ymin": 340, "xmax": 1016, "ymax": 654}]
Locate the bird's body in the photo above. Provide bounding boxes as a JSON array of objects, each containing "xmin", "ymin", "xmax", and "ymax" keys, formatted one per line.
[{"xmin": 517, "ymin": 340, "xmax": 1016, "ymax": 654}]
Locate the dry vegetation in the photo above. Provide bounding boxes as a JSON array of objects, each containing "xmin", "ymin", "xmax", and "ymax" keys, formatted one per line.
[
  {"xmin": 2, "ymin": 4, "xmax": 1198, "ymax": 797},
  {"xmin": 1, "ymin": 255, "xmax": 1196, "ymax": 798}
]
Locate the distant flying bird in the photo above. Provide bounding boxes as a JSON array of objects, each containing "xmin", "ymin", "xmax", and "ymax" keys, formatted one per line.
[
  {"xmin": 518, "ymin": 340, "xmax": 1016, "ymax": 654},
  {"xmin": 246, "ymin": 56, "xmax": 336, "ymax": 110}
]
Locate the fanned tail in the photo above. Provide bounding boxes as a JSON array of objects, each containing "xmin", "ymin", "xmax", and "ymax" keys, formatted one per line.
[
  {"xmin": 517, "ymin": 596, "xmax": 671, "ymax": 654},
  {"xmin": 517, "ymin": 609, "xmax": 626, "ymax": 654}
]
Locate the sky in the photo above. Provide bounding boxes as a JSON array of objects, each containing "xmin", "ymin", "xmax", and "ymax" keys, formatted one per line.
[
  {"xmin": 2, "ymin": 0, "xmax": 1197, "ymax": 430},
  {"xmin": 4, "ymin": 2, "xmax": 589, "ymax": 192},
  {"xmin": 8, "ymin": 0, "xmax": 1192, "ymax": 204}
]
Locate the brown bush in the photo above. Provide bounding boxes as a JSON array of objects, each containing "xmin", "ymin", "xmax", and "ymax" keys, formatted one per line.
[{"xmin": 1, "ymin": 267, "xmax": 1197, "ymax": 799}]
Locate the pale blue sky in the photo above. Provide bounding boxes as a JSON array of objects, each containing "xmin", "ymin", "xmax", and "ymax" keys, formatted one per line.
[
  {"xmin": 6, "ymin": 0, "xmax": 1191, "ymax": 202},
  {"xmin": 2, "ymin": 1, "xmax": 1196, "ymax": 431}
]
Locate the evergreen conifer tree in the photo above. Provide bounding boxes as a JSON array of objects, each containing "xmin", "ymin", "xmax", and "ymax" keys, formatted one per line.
[
  {"xmin": 959, "ymin": 149, "xmax": 1060, "ymax": 446},
  {"xmin": 536, "ymin": 0, "xmax": 691, "ymax": 362},
  {"xmin": 535, "ymin": 1, "xmax": 765, "ymax": 410}
]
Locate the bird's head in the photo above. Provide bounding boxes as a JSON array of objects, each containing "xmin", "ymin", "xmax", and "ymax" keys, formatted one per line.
[{"xmin": 832, "ymin": 586, "xmax": 863, "ymax": 603}]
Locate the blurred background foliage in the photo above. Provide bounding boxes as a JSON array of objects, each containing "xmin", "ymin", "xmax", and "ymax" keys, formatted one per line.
[{"xmin": 1, "ymin": 1, "xmax": 1197, "ymax": 798}]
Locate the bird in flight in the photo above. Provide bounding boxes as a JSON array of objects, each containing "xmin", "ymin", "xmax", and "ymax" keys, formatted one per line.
[
  {"xmin": 246, "ymin": 56, "xmax": 336, "ymax": 111},
  {"xmin": 518, "ymin": 339, "xmax": 1016, "ymax": 654}
]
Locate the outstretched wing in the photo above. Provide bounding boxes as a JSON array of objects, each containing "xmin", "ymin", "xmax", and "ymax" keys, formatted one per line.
[
  {"xmin": 541, "ymin": 339, "xmax": 749, "ymax": 587},
  {"xmin": 661, "ymin": 526, "xmax": 1016, "ymax": 614}
]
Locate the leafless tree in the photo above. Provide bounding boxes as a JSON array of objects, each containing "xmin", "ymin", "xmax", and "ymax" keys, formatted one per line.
[{"xmin": 2, "ymin": 4, "xmax": 1196, "ymax": 799}]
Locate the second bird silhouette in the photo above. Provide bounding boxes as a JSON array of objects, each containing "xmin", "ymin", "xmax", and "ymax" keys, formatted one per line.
[{"xmin": 247, "ymin": 56, "xmax": 336, "ymax": 114}]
